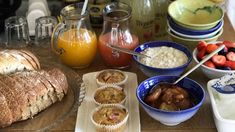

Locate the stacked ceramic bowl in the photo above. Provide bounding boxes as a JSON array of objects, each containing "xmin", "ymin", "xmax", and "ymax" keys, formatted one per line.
[{"xmin": 167, "ymin": 0, "xmax": 224, "ymax": 51}]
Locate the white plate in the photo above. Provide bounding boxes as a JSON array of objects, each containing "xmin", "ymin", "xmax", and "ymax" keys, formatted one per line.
[{"xmin": 75, "ymin": 71, "xmax": 141, "ymax": 132}]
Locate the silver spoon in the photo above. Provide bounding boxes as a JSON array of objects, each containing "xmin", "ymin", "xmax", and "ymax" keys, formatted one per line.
[
  {"xmin": 150, "ymin": 44, "xmax": 225, "ymax": 93},
  {"xmin": 107, "ymin": 44, "xmax": 151, "ymax": 58}
]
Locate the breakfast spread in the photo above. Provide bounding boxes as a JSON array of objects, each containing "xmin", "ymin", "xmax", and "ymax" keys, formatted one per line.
[
  {"xmin": 91, "ymin": 104, "xmax": 129, "ymax": 132},
  {"xmin": 1, "ymin": 0, "xmax": 234, "ymax": 131},
  {"xmin": 96, "ymin": 69, "xmax": 127, "ymax": 86},
  {"xmin": 139, "ymin": 46, "xmax": 188, "ymax": 68},
  {"xmin": 144, "ymin": 84, "xmax": 194, "ymax": 111},
  {"xmin": 197, "ymin": 41, "xmax": 235, "ymax": 70},
  {"xmin": 94, "ymin": 85, "xmax": 126, "ymax": 105}
]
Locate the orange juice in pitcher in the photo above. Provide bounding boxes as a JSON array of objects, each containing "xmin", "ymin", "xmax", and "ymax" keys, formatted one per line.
[
  {"xmin": 57, "ymin": 29, "xmax": 97, "ymax": 68},
  {"xmin": 51, "ymin": 3, "xmax": 97, "ymax": 68}
]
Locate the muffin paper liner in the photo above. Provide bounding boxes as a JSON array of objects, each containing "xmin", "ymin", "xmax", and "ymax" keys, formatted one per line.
[
  {"xmin": 93, "ymin": 84, "xmax": 126, "ymax": 106},
  {"xmin": 96, "ymin": 69, "xmax": 128, "ymax": 87},
  {"xmin": 90, "ymin": 104, "xmax": 129, "ymax": 132}
]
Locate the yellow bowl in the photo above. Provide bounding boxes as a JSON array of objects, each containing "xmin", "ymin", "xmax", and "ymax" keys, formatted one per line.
[
  {"xmin": 167, "ymin": 28, "xmax": 223, "ymax": 51},
  {"xmin": 168, "ymin": 0, "xmax": 224, "ymax": 30}
]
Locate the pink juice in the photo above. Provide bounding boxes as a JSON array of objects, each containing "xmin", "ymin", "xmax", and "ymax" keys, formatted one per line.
[{"xmin": 98, "ymin": 33, "xmax": 139, "ymax": 68}]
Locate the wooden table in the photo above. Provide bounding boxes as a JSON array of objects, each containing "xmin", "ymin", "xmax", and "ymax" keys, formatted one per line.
[{"xmin": 52, "ymin": 15, "xmax": 235, "ymax": 132}]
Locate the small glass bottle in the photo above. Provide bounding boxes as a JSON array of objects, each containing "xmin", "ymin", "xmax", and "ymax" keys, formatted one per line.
[
  {"xmin": 98, "ymin": 2, "xmax": 139, "ymax": 69},
  {"xmin": 154, "ymin": 0, "xmax": 169, "ymax": 40},
  {"xmin": 128, "ymin": 0, "xmax": 156, "ymax": 43},
  {"xmin": 88, "ymin": 0, "xmax": 111, "ymax": 28}
]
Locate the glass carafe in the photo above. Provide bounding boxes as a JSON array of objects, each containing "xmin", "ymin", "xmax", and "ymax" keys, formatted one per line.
[
  {"xmin": 121, "ymin": 0, "xmax": 155, "ymax": 43},
  {"xmin": 98, "ymin": 2, "xmax": 139, "ymax": 69},
  {"xmin": 51, "ymin": 3, "xmax": 97, "ymax": 68}
]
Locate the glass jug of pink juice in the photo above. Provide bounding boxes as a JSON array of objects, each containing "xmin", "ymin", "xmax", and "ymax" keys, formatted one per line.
[
  {"xmin": 98, "ymin": 2, "xmax": 139, "ymax": 69},
  {"xmin": 51, "ymin": 3, "xmax": 97, "ymax": 68}
]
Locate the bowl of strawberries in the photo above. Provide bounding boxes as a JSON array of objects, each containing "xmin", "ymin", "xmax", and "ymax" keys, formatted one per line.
[{"xmin": 193, "ymin": 41, "xmax": 235, "ymax": 79}]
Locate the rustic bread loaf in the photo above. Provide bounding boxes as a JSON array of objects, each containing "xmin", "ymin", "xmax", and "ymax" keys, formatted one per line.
[
  {"xmin": 0, "ymin": 49, "xmax": 40, "ymax": 74},
  {"xmin": 0, "ymin": 68, "xmax": 68, "ymax": 128}
]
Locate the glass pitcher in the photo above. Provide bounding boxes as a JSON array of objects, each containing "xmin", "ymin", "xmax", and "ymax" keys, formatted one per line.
[
  {"xmin": 51, "ymin": 3, "xmax": 97, "ymax": 68},
  {"xmin": 98, "ymin": 2, "xmax": 139, "ymax": 69}
]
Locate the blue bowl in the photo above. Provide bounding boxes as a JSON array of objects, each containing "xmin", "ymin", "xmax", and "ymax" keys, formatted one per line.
[
  {"xmin": 136, "ymin": 75, "xmax": 205, "ymax": 126},
  {"xmin": 167, "ymin": 16, "xmax": 223, "ymax": 36},
  {"xmin": 133, "ymin": 41, "xmax": 192, "ymax": 77}
]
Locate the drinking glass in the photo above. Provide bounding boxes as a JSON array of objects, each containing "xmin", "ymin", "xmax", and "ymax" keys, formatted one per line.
[
  {"xmin": 5, "ymin": 16, "xmax": 30, "ymax": 48},
  {"xmin": 35, "ymin": 16, "xmax": 58, "ymax": 46}
]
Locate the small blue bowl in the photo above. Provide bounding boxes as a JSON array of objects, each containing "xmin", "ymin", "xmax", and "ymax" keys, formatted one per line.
[
  {"xmin": 167, "ymin": 16, "xmax": 223, "ymax": 36},
  {"xmin": 133, "ymin": 41, "xmax": 192, "ymax": 77},
  {"xmin": 136, "ymin": 75, "xmax": 205, "ymax": 126}
]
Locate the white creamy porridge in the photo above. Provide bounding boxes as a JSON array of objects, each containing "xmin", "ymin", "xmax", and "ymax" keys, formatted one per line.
[{"xmin": 139, "ymin": 46, "xmax": 188, "ymax": 68}]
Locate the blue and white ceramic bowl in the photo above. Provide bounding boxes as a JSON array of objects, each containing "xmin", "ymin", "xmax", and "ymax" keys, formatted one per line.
[
  {"xmin": 136, "ymin": 75, "xmax": 205, "ymax": 126},
  {"xmin": 133, "ymin": 41, "xmax": 192, "ymax": 77},
  {"xmin": 167, "ymin": 16, "xmax": 223, "ymax": 36},
  {"xmin": 168, "ymin": 21, "xmax": 223, "ymax": 39},
  {"xmin": 192, "ymin": 46, "xmax": 235, "ymax": 79}
]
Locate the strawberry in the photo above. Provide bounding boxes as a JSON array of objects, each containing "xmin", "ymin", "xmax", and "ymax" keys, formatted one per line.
[
  {"xmin": 204, "ymin": 61, "xmax": 216, "ymax": 68},
  {"xmin": 206, "ymin": 44, "xmax": 218, "ymax": 54},
  {"xmin": 197, "ymin": 41, "xmax": 207, "ymax": 51},
  {"xmin": 212, "ymin": 55, "xmax": 226, "ymax": 67},
  {"xmin": 224, "ymin": 61, "xmax": 235, "ymax": 70},
  {"xmin": 223, "ymin": 41, "xmax": 235, "ymax": 48},
  {"xmin": 226, "ymin": 52, "xmax": 235, "ymax": 61},
  {"xmin": 216, "ymin": 43, "xmax": 224, "ymax": 46},
  {"xmin": 197, "ymin": 47, "xmax": 206, "ymax": 61}
]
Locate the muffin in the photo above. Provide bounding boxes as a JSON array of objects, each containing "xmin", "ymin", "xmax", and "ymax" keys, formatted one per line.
[
  {"xmin": 93, "ymin": 85, "xmax": 126, "ymax": 106},
  {"xmin": 91, "ymin": 104, "xmax": 129, "ymax": 132},
  {"xmin": 96, "ymin": 69, "xmax": 128, "ymax": 86}
]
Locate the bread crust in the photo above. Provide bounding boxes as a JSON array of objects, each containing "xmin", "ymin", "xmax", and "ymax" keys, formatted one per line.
[
  {"xmin": 0, "ymin": 68, "xmax": 68, "ymax": 128},
  {"xmin": 47, "ymin": 68, "xmax": 69, "ymax": 94},
  {"xmin": 0, "ymin": 79, "xmax": 22, "ymax": 122},
  {"xmin": 0, "ymin": 50, "xmax": 40, "ymax": 74},
  {"xmin": 20, "ymin": 50, "xmax": 40, "ymax": 69},
  {"xmin": 0, "ymin": 92, "xmax": 13, "ymax": 127}
]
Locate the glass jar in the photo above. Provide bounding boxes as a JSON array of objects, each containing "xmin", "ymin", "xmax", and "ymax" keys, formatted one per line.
[
  {"xmin": 154, "ymin": 0, "xmax": 169, "ymax": 40},
  {"xmin": 51, "ymin": 3, "xmax": 97, "ymax": 68},
  {"xmin": 128, "ymin": 0, "xmax": 155, "ymax": 43},
  {"xmin": 98, "ymin": 2, "xmax": 139, "ymax": 69},
  {"xmin": 88, "ymin": 0, "xmax": 111, "ymax": 28}
]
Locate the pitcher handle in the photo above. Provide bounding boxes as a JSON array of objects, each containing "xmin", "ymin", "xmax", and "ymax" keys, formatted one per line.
[{"xmin": 51, "ymin": 22, "xmax": 65, "ymax": 55}]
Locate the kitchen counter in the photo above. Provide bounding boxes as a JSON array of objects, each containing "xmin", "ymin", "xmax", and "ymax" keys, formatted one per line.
[{"xmin": 50, "ymin": 15, "xmax": 235, "ymax": 132}]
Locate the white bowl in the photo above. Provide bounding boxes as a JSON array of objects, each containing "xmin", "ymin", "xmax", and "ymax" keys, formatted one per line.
[
  {"xmin": 207, "ymin": 79, "xmax": 235, "ymax": 132},
  {"xmin": 192, "ymin": 47, "xmax": 235, "ymax": 79},
  {"xmin": 168, "ymin": 20, "xmax": 224, "ymax": 39}
]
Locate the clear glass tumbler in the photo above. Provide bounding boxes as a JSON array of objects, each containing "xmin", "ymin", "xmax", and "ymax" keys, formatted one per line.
[
  {"xmin": 35, "ymin": 16, "xmax": 58, "ymax": 46},
  {"xmin": 5, "ymin": 16, "xmax": 30, "ymax": 48}
]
